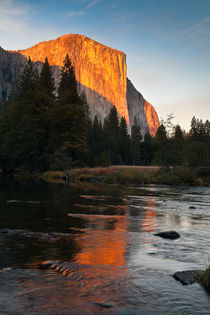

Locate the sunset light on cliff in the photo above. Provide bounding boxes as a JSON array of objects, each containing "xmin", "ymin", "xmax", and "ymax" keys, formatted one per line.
[
  {"xmin": 17, "ymin": 34, "xmax": 130, "ymax": 125},
  {"xmin": 1, "ymin": 0, "xmax": 209, "ymax": 130},
  {"xmin": 0, "ymin": 1, "xmax": 210, "ymax": 314}
]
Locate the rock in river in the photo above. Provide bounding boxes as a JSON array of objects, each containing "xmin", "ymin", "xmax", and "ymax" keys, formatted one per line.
[
  {"xmin": 173, "ymin": 270, "xmax": 203, "ymax": 285},
  {"xmin": 154, "ymin": 231, "xmax": 180, "ymax": 240},
  {"xmin": 93, "ymin": 302, "xmax": 114, "ymax": 309}
]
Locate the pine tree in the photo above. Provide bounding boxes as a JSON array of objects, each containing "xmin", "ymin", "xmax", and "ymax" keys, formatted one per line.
[
  {"xmin": 58, "ymin": 54, "xmax": 79, "ymax": 104},
  {"xmin": 119, "ymin": 117, "xmax": 130, "ymax": 164},
  {"xmin": 131, "ymin": 117, "xmax": 142, "ymax": 165},
  {"xmin": 186, "ymin": 117, "xmax": 209, "ymax": 167},
  {"xmin": 38, "ymin": 57, "xmax": 55, "ymax": 98},
  {"xmin": 189, "ymin": 116, "xmax": 198, "ymax": 139},
  {"xmin": 87, "ymin": 115, "xmax": 103, "ymax": 165},
  {"xmin": 103, "ymin": 106, "xmax": 120, "ymax": 164},
  {"xmin": 141, "ymin": 132, "xmax": 153, "ymax": 165},
  {"xmin": 18, "ymin": 57, "xmax": 38, "ymax": 98},
  {"xmin": 173, "ymin": 125, "xmax": 184, "ymax": 166},
  {"xmin": 49, "ymin": 55, "xmax": 88, "ymax": 167},
  {"xmin": 153, "ymin": 124, "xmax": 168, "ymax": 165},
  {"xmin": 80, "ymin": 91, "xmax": 91, "ymax": 127}
]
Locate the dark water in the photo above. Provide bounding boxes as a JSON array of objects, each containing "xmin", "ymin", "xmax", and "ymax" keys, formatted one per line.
[{"xmin": 0, "ymin": 176, "xmax": 209, "ymax": 314}]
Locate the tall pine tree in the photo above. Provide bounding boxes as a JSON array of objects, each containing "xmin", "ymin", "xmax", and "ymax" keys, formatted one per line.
[
  {"xmin": 18, "ymin": 57, "xmax": 38, "ymax": 99},
  {"xmin": 119, "ymin": 117, "xmax": 130, "ymax": 164},
  {"xmin": 131, "ymin": 117, "xmax": 142, "ymax": 165},
  {"xmin": 38, "ymin": 57, "xmax": 55, "ymax": 98},
  {"xmin": 153, "ymin": 124, "xmax": 168, "ymax": 165},
  {"xmin": 141, "ymin": 132, "xmax": 153, "ymax": 165},
  {"xmin": 49, "ymin": 54, "xmax": 88, "ymax": 166},
  {"xmin": 103, "ymin": 106, "xmax": 120, "ymax": 164},
  {"xmin": 58, "ymin": 54, "xmax": 80, "ymax": 104}
]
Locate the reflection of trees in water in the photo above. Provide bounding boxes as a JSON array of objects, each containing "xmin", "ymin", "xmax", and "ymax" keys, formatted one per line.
[
  {"xmin": 0, "ymin": 177, "xmax": 132, "ymax": 271},
  {"xmin": 1, "ymin": 233, "xmax": 81, "ymax": 268}
]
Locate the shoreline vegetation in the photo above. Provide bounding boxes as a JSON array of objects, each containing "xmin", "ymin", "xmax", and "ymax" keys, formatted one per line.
[
  {"xmin": 0, "ymin": 56, "xmax": 210, "ymax": 179},
  {"xmin": 39, "ymin": 166, "xmax": 210, "ymax": 186},
  {"xmin": 198, "ymin": 265, "xmax": 210, "ymax": 291}
]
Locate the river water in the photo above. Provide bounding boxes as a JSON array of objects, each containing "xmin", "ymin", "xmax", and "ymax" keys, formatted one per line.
[{"xmin": 0, "ymin": 176, "xmax": 209, "ymax": 314}]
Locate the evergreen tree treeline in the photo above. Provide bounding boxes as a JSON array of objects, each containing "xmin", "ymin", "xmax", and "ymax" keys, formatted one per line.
[
  {"xmin": 0, "ymin": 55, "xmax": 209, "ymax": 172},
  {"xmin": 0, "ymin": 55, "xmax": 88, "ymax": 171},
  {"xmin": 87, "ymin": 113, "xmax": 210, "ymax": 168}
]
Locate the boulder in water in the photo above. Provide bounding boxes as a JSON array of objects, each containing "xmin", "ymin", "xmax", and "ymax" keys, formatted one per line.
[
  {"xmin": 173, "ymin": 270, "xmax": 203, "ymax": 285},
  {"xmin": 154, "ymin": 231, "xmax": 180, "ymax": 239},
  {"xmin": 93, "ymin": 302, "xmax": 114, "ymax": 308}
]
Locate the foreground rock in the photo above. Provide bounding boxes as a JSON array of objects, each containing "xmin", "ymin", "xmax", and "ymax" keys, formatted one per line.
[
  {"xmin": 154, "ymin": 231, "xmax": 180, "ymax": 239},
  {"xmin": 173, "ymin": 270, "xmax": 203, "ymax": 285}
]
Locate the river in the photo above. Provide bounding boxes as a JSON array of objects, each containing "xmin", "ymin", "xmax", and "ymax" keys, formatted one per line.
[{"xmin": 0, "ymin": 176, "xmax": 209, "ymax": 314}]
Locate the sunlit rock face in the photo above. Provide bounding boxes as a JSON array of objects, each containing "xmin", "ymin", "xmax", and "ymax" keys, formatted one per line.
[
  {"xmin": 17, "ymin": 34, "xmax": 129, "ymax": 123},
  {"xmin": 0, "ymin": 34, "xmax": 160, "ymax": 136},
  {"xmin": 144, "ymin": 100, "xmax": 160, "ymax": 136},
  {"xmin": 17, "ymin": 34, "xmax": 160, "ymax": 135}
]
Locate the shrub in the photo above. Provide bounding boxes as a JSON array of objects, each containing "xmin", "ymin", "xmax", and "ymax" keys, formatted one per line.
[{"xmin": 198, "ymin": 265, "xmax": 210, "ymax": 291}]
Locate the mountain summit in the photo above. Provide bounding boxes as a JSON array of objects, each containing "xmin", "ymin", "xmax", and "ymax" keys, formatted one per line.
[{"xmin": 1, "ymin": 34, "xmax": 159, "ymax": 135}]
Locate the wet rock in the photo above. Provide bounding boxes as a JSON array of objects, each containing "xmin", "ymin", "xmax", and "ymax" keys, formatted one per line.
[
  {"xmin": 1, "ymin": 267, "xmax": 12, "ymax": 272},
  {"xmin": 0, "ymin": 229, "xmax": 9, "ymax": 234},
  {"xmin": 40, "ymin": 260, "xmax": 59, "ymax": 270},
  {"xmin": 154, "ymin": 231, "xmax": 180, "ymax": 239},
  {"xmin": 189, "ymin": 206, "xmax": 196, "ymax": 209},
  {"xmin": 48, "ymin": 233, "xmax": 57, "ymax": 237},
  {"xmin": 93, "ymin": 302, "xmax": 114, "ymax": 308},
  {"xmin": 173, "ymin": 270, "xmax": 203, "ymax": 285}
]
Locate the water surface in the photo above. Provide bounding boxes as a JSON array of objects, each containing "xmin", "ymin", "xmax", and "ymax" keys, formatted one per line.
[{"xmin": 0, "ymin": 177, "xmax": 209, "ymax": 314}]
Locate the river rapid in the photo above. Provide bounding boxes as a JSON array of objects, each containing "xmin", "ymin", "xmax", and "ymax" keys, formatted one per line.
[{"xmin": 0, "ymin": 176, "xmax": 209, "ymax": 314}]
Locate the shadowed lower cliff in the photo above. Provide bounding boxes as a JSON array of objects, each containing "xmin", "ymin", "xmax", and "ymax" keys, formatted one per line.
[{"xmin": 127, "ymin": 79, "xmax": 160, "ymax": 136}]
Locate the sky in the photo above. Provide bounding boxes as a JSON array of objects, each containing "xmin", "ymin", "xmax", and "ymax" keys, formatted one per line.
[{"xmin": 0, "ymin": 0, "xmax": 210, "ymax": 131}]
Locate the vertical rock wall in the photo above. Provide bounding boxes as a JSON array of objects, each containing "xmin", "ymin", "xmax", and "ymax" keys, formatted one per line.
[
  {"xmin": 144, "ymin": 100, "xmax": 160, "ymax": 136},
  {"xmin": 17, "ymin": 34, "xmax": 129, "ymax": 124},
  {"xmin": 0, "ymin": 34, "xmax": 160, "ymax": 136},
  {"xmin": 0, "ymin": 48, "xmax": 26, "ymax": 101}
]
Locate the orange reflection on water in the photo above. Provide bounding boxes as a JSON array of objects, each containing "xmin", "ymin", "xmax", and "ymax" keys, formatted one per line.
[
  {"xmin": 76, "ymin": 214, "xmax": 127, "ymax": 266},
  {"xmin": 142, "ymin": 198, "xmax": 157, "ymax": 232}
]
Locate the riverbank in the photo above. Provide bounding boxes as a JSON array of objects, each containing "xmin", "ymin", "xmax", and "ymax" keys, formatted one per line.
[{"xmin": 40, "ymin": 166, "xmax": 210, "ymax": 186}]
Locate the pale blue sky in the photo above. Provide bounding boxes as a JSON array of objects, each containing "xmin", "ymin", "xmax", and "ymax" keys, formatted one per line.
[{"xmin": 0, "ymin": 0, "xmax": 210, "ymax": 130}]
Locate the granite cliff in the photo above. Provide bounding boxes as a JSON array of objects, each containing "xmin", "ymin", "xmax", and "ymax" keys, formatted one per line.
[
  {"xmin": 0, "ymin": 47, "xmax": 26, "ymax": 101},
  {"xmin": 0, "ymin": 34, "xmax": 160, "ymax": 135},
  {"xmin": 127, "ymin": 79, "xmax": 159, "ymax": 136}
]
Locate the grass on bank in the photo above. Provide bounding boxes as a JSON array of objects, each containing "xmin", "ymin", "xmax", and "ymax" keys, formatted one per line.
[
  {"xmin": 40, "ymin": 166, "xmax": 210, "ymax": 186},
  {"xmin": 40, "ymin": 171, "xmax": 65, "ymax": 184},
  {"xmin": 198, "ymin": 265, "xmax": 210, "ymax": 291}
]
